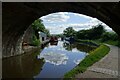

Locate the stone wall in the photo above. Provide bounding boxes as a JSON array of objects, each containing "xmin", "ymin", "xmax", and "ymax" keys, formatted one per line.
[{"xmin": 22, "ymin": 26, "xmax": 34, "ymax": 45}]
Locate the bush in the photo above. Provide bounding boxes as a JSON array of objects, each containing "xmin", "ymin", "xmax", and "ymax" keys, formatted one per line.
[
  {"xmin": 101, "ymin": 32, "xmax": 119, "ymax": 42},
  {"xmin": 32, "ymin": 35, "xmax": 41, "ymax": 46},
  {"xmin": 75, "ymin": 24, "xmax": 105, "ymax": 40}
]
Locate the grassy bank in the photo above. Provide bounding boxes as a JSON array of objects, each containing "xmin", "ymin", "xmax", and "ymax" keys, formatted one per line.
[
  {"xmin": 64, "ymin": 44, "xmax": 110, "ymax": 78},
  {"xmin": 77, "ymin": 39, "xmax": 120, "ymax": 47},
  {"xmin": 103, "ymin": 40, "xmax": 120, "ymax": 47},
  {"xmin": 93, "ymin": 39, "xmax": 120, "ymax": 47}
]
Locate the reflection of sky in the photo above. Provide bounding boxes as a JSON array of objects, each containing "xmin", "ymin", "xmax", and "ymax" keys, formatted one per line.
[
  {"xmin": 35, "ymin": 41, "xmax": 87, "ymax": 78},
  {"xmin": 38, "ymin": 52, "xmax": 68, "ymax": 65},
  {"xmin": 38, "ymin": 41, "xmax": 87, "ymax": 66},
  {"xmin": 74, "ymin": 59, "xmax": 84, "ymax": 65},
  {"xmin": 44, "ymin": 42, "xmax": 66, "ymax": 52},
  {"xmin": 72, "ymin": 48, "xmax": 81, "ymax": 53}
]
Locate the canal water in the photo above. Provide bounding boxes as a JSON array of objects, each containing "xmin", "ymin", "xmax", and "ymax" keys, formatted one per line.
[{"xmin": 3, "ymin": 41, "xmax": 96, "ymax": 78}]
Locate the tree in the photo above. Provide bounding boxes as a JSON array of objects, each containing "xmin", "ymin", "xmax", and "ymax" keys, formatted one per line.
[
  {"xmin": 32, "ymin": 19, "xmax": 45, "ymax": 32},
  {"xmin": 55, "ymin": 34, "xmax": 64, "ymax": 38},
  {"xmin": 101, "ymin": 32, "xmax": 119, "ymax": 42},
  {"xmin": 31, "ymin": 19, "xmax": 45, "ymax": 39},
  {"xmin": 63, "ymin": 27, "xmax": 76, "ymax": 37},
  {"xmin": 31, "ymin": 19, "xmax": 50, "ymax": 46},
  {"xmin": 31, "ymin": 19, "xmax": 51, "ymax": 39},
  {"xmin": 44, "ymin": 29, "xmax": 50, "ymax": 37},
  {"xmin": 90, "ymin": 24, "xmax": 105, "ymax": 39},
  {"xmin": 76, "ymin": 30, "xmax": 88, "ymax": 39},
  {"xmin": 75, "ymin": 24, "xmax": 105, "ymax": 40}
]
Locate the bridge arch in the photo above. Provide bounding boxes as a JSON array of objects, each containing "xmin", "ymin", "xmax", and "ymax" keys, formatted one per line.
[{"xmin": 3, "ymin": 2, "xmax": 120, "ymax": 57}]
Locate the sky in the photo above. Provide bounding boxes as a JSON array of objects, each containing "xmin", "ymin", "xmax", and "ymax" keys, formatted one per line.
[{"xmin": 40, "ymin": 12, "xmax": 113, "ymax": 34}]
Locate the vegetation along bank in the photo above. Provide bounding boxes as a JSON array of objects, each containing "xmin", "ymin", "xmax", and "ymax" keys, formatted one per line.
[{"xmin": 64, "ymin": 44, "xmax": 110, "ymax": 78}]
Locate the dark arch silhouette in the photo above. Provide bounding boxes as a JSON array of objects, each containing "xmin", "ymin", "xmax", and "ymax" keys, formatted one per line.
[{"xmin": 2, "ymin": 2, "xmax": 120, "ymax": 57}]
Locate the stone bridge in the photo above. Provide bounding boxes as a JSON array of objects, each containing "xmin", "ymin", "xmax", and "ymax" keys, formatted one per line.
[{"xmin": 2, "ymin": 2, "xmax": 120, "ymax": 57}]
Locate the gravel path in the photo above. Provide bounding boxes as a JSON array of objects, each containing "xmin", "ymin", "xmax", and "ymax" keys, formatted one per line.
[{"xmin": 75, "ymin": 44, "xmax": 119, "ymax": 78}]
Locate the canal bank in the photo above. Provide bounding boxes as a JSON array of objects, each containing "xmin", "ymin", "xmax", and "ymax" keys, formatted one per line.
[
  {"xmin": 3, "ymin": 39, "xmax": 50, "ymax": 59},
  {"xmin": 75, "ymin": 44, "xmax": 118, "ymax": 78},
  {"xmin": 64, "ymin": 44, "xmax": 110, "ymax": 78},
  {"xmin": 23, "ymin": 40, "xmax": 50, "ymax": 53}
]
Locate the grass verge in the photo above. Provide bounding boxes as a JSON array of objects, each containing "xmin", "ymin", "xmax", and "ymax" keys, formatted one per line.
[
  {"xmin": 104, "ymin": 40, "xmax": 120, "ymax": 47},
  {"xmin": 64, "ymin": 44, "xmax": 110, "ymax": 79},
  {"xmin": 93, "ymin": 40, "xmax": 120, "ymax": 48}
]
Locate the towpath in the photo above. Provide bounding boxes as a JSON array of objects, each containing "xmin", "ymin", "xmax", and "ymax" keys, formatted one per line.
[{"xmin": 75, "ymin": 44, "xmax": 119, "ymax": 78}]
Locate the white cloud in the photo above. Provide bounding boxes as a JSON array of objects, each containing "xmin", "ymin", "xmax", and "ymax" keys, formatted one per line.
[
  {"xmin": 88, "ymin": 18, "xmax": 113, "ymax": 31},
  {"xmin": 45, "ymin": 18, "xmax": 113, "ymax": 34},
  {"xmin": 73, "ymin": 13, "xmax": 93, "ymax": 20},
  {"xmin": 41, "ymin": 12, "xmax": 113, "ymax": 34},
  {"xmin": 40, "ymin": 12, "xmax": 70, "ymax": 23},
  {"xmin": 46, "ymin": 26, "xmax": 66, "ymax": 34}
]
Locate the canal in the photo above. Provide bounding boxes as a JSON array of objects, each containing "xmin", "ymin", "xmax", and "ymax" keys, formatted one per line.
[{"xmin": 3, "ymin": 40, "xmax": 96, "ymax": 78}]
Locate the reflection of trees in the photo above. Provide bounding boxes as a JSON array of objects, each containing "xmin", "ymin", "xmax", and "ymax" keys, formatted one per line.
[
  {"xmin": 44, "ymin": 43, "xmax": 49, "ymax": 47},
  {"xmin": 63, "ymin": 42, "xmax": 73, "ymax": 51},
  {"xmin": 63, "ymin": 42, "xmax": 96, "ymax": 53},
  {"xmin": 3, "ymin": 49, "xmax": 45, "ymax": 78},
  {"xmin": 41, "ymin": 42, "xmax": 49, "ymax": 49},
  {"xmin": 76, "ymin": 43, "xmax": 96, "ymax": 53}
]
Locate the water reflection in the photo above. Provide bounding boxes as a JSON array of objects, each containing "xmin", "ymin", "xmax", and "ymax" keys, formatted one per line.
[
  {"xmin": 63, "ymin": 41, "xmax": 96, "ymax": 53},
  {"xmin": 74, "ymin": 59, "xmax": 82, "ymax": 65},
  {"xmin": 3, "ymin": 49, "xmax": 45, "ymax": 78},
  {"xmin": 38, "ymin": 52, "xmax": 68, "ymax": 65},
  {"xmin": 3, "ymin": 41, "xmax": 96, "ymax": 78},
  {"xmin": 35, "ymin": 41, "xmax": 95, "ymax": 78}
]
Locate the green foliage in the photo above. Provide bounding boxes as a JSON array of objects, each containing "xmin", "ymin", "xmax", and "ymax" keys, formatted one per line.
[
  {"xmin": 116, "ymin": 40, "xmax": 120, "ymax": 47},
  {"xmin": 44, "ymin": 29, "xmax": 50, "ymax": 37},
  {"xmin": 76, "ymin": 24, "xmax": 105, "ymax": 40},
  {"xmin": 92, "ymin": 31, "xmax": 120, "ymax": 47},
  {"xmin": 104, "ymin": 40, "xmax": 118, "ymax": 45},
  {"xmin": 55, "ymin": 34, "xmax": 64, "ymax": 38},
  {"xmin": 63, "ymin": 27, "xmax": 76, "ymax": 37},
  {"xmin": 31, "ymin": 19, "xmax": 50, "ymax": 46},
  {"xmin": 74, "ymin": 24, "xmax": 120, "ymax": 47},
  {"xmin": 91, "ymin": 24, "xmax": 105, "ymax": 39},
  {"xmin": 31, "ymin": 19, "xmax": 45, "ymax": 40},
  {"xmin": 64, "ymin": 44, "xmax": 110, "ymax": 78},
  {"xmin": 101, "ymin": 32, "xmax": 119, "ymax": 42},
  {"xmin": 31, "ymin": 35, "xmax": 41, "ymax": 46},
  {"xmin": 75, "ymin": 30, "xmax": 88, "ymax": 39},
  {"xmin": 32, "ymin": 19, "xmax": 45, "ymax": 32},
  {"xmin": 31, "ymin": 19, "xmax": 50, "ymax": 38}
]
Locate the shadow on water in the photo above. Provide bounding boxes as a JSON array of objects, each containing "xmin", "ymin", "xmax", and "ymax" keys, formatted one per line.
[
  {"xmin": 2, "ymin": 49, "xmax": 45, "ymax": 78},
  {"xmin": 63, "ymin": 42, "xmax": 96, "ymax": 53}
]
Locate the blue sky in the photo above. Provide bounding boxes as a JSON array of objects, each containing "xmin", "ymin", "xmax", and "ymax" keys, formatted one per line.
[{"xmin": 40, "ymin": 12, "xmax": 113, "ymax": 34}]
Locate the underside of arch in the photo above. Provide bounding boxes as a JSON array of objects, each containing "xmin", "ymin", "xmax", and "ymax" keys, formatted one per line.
[{"xmin": 2, "ymin": 2, "xmax": 120, "ymax": 57}]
